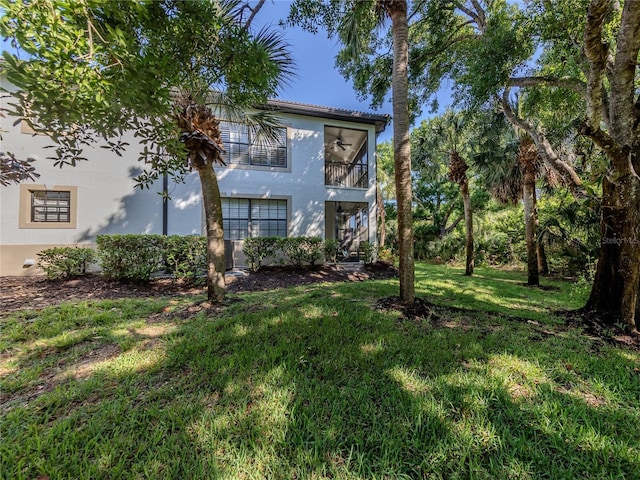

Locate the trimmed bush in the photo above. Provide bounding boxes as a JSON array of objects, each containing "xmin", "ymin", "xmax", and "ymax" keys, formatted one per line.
[
  {"xmin": 164, "ymin": 235, "xmax": 206, "ymax": 281},
  {"xmin": 279, "ymin": 237, "xmax": 324, "ymax": 267},
  {"xmin": 323, "ymin": 239, "xmax": 339, "ymax": 263},
  {"xmin": 243, "ymin": 237, "xmax": 280, "ymax": 272},
  {"xmin": 360, "ymin": 241, "xmax": 375, "ymax": 264},
  {"xmin": 96, "ymin": 234, "xmax": 165, "ymax": 282},
  {"xmin": 37, "ymin": 247, "xmax": 96, "ymax": 280}
]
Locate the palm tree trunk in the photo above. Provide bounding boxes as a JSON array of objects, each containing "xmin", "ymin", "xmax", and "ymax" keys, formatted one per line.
[
  {"xmin": 461, "ymin": 180, "xmax": 474, "ymax": 275},
  {"xmin": 196, "ymin": 164, "xmax": 226, "ymax": 303},
  {"xmin": 537, "ymin": 240, "xmax": 549, "ymax": 275},
  {"xmin": 388, "ymin": 0, "xmax": 414, "ymax": 304},
  {"xmin": 522, "ymin": 149, "xmax": 539, "ymax": 286}
]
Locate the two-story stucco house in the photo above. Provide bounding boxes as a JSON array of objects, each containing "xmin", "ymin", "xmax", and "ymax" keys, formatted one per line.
[{"xmin": 0, "ymin": 94, "xmax": 388, "ymax": 276}]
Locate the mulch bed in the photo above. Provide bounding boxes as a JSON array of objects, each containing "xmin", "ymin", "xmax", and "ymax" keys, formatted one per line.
[{"xmin": 0, "ymin": 262, "xmax": 398, "ymax": 314}]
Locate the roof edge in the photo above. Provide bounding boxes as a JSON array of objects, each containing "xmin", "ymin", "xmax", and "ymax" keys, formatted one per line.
[{"xmin": 260, "ymin": 99, "xmax": 389, "ymax": 134}]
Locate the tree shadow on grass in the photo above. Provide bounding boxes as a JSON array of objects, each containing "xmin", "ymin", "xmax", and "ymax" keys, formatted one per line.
[{"xmin": 1, "ymin": 280, "xmax": 639, "ymax": 479}]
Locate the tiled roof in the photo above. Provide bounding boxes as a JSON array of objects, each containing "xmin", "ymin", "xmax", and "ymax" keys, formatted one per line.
[{"xmin": 262, "ymin": 99, "xmax": 389, "ymax": 134}]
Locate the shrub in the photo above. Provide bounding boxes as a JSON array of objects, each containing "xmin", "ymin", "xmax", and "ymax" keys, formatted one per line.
[
  {"xmin": 279, "ymin": 236, "xmax": 323, "ymax": 267},
  {"xmin": 96, "ymin": 234, "xmax": 165, "ymax": 282},
  {"xmin": 164, "ymin": 235, "xmax": 206, "ymax": 281},
  {"xmin": 243, "ymin": 237, "xmax": 280, "ymax": 272},
  {"xmin": 378, "ymin": 246, "xmax": 395, "ymax": 263},
  {"xmin": 323, "ymin": 239, "xmax": 339, "ymax": 263},
  {"xmin": 359, "ymin": 241, "xmax": 375, "ymax": 264},
  {"xmin": 37, "ymin": 247, "xmax": 96, "ymax": 280}
]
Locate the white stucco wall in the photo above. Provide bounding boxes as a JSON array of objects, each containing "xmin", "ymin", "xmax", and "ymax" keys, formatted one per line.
[{"xmin": 1, "ymin": 83, "xmax": 381, "ymax": 275}]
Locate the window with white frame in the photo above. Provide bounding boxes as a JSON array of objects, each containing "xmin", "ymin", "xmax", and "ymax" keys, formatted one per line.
[
  {"xmin": 220, "ymin": 122, "xmax": 287, "ymax": 168},
  {"xmin": 222, "ymin": 198, "xmax": 287, "ymax": 240}
]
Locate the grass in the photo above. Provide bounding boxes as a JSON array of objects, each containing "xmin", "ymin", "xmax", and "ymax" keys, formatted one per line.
[{"xmin": 1, "ymin": 263, "xmax": 639, "ymax": 479}]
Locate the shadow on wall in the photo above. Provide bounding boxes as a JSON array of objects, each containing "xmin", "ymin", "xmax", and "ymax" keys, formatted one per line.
[{"xmin": 75, "ymin": 167, "xmax": 164, "ymax": 242}]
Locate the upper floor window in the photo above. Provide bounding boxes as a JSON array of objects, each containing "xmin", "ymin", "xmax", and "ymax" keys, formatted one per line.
[{"xmin": 220, "ymin": 122, "xmax": 287, "ymax": 168}]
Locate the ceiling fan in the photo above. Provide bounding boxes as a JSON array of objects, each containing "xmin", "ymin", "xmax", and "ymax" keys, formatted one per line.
[
  {"xmin": 333, "ymin": 131, "xmax": 352, "ymax": 151},
  {"xmin": 335, "ymin": 137, "xmax": 352, "ymax": 151}
]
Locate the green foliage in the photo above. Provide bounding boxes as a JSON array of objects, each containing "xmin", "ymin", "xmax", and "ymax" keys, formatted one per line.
[
  {"xmin": 96, "ymin": 234, "xmax": 165, "ymax": 282},
  {"xmin": 242, "ymin": 237, "xmax": 281, "ymax": 272},
  {"xmin": 323, "ymin": 239, "xmax": 340, "ymax": 263},
  {"xmin": 0, "ymin": 0, "xmax": 294, "ymax": 184},
  {"xmin": 537, "ymin": 192, "xmax": 601, "ymax": 276},
  {"xmin": 163, "ymin": 236, "xmax": 207, "ymax": 281},
  {"xmin": 359, "ymin": 241, "xmax": 374, "ymax": 264},
  {"xmin": 279, "ymin": 236, "xmax": 324, "ymax": 268},
  {"xmin": 36, "ymin": 247, "xmax": 96, "ymax": 280}
]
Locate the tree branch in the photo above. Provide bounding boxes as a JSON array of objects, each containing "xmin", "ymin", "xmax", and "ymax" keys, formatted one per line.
[
  {"xmin": 455, "ymin": 1, "xmax": 486, "ymax": 33},
  {"xmin": 243, "ymin": 0, "xmax": 266, "ymax": 30},
  {"xmin": 610, "ymin": 0, "xmax": 640, "ymax": 140},
  {"xmin": 579, "ymin": 122, "xmax": 629, "ymax": 164},
  {"xmin": 507, "ymin": 76, "xmax": 587, "ymax": 95},
  {"xmin": 500, "ymin": 88, "xmax": 585, "ymax": 197},
  {"xmin": 444, "ymin": 212, "xmax": 465, "ymax": 237}
]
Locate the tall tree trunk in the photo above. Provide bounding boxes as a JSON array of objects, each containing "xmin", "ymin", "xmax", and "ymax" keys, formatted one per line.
[
  {"xmin": 586, "ymin": 176, "xmax": 640, "ymax": 330},
  {"xmin": 196, "ymin": 165, "xmax": 226, "ymax": 303},
  {"xmin": 449, "ymin": 151, "xmax": 473, "ymax": 275},
  {"xmin": 537, "ymin": 240, "xmax": 549, "ymax": 276},
  {"xmin": 520, "ymin": 137, "xmax": 539, "ymax": 286},
  {"xmin": 582, "ymin": 0, "xmax": 640, "ymax": 331},
  {"xmin": 461, "ymin": 179, "xmax": 474, "ymax": 276},
  {"xmin": 388, "ymin": 0, "xmax": 415, "ymax": 304}
]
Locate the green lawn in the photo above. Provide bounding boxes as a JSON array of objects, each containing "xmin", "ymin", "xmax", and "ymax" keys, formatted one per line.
[{"xmin": 1, "ymin": 264, "xmax": 639, "ymax": 479}]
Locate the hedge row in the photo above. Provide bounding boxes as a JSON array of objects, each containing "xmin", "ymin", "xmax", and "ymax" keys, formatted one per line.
[
  {"xmin": 243, "ymin": 236, "xmax": 375, "ymax": 271},
  {"xmin": 37, "ymin": 235, "xmax": 206, "ymax": 282},
  {"xmin": 96, "ymin": 234, "xmax": 208, "ymax": 282},
  {"xmin": 243, "ymin": 236, "xmax": 327, "ymax": 271},
  {"xmin": 37, "ymin": 234, "xmax": 375, "ymax": 281}
]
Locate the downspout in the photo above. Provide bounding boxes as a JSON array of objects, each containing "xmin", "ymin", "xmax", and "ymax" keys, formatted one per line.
[{"xmin": 162, "ymin": 172, "xmax": 168, "ymax": 235}]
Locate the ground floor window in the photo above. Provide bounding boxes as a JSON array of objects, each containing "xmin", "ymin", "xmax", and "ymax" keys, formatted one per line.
[
  {"xmin": 222, "ymin": 198, "xmax": 287, "ymax": 240},
  {"xmin": 19, "ymin": 184, "xmax": 78, "ymax": 229},
  {"xmin": 31, "ymin": 190, "xmax": 71, "ymax": 222}
]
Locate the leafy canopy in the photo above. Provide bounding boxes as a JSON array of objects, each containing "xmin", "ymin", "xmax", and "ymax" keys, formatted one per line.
[{"xmin": 0, "ymin": 0, "xmax": 294, "ymax": 184}]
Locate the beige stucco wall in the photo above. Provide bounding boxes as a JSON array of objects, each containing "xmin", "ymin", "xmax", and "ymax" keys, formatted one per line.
[{"xmin": 0, "ymin": 243, "xmax": 97, "ymax": 277}]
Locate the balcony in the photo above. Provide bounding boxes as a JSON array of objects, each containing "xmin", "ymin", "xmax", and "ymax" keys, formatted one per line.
[
  {"xmin": 324, "ymin": 126, "xmax": 368, "ymax": 189},
  {"xmin": 325, "ymin": 162, "xmax": 368, "ymax": 189}
]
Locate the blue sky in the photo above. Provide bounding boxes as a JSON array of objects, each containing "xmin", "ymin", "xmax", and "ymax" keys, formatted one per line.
[
  {"xmin": 2, "ymin": 0, "xmax": 450, "ymax": 143},
  {"xmin": 255, "ymin": 1, "xmax": 453, "ymax": 143},
  {"xmin": 254, "ymin": 1, "xmax": 397, "ymax": 143}
]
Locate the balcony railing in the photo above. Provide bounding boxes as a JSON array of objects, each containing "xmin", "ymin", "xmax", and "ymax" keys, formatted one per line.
[{"xmin": 325, "ymin": 162, "xmax": 368, "ymax": 189}]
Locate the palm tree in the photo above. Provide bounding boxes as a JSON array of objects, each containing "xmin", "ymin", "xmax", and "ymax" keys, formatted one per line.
[
  {"xmin": 474, "ymin": 114, "xmax": 542, "ymax": 286},
  {"xmin": 517, "ymin": 135, "xmax": 540, "ymax": 286},
  {"xmin": 292, "ymin": 0, "xmax": 415, "ymax": 303},
  {"xmin": 173, "ymin": 90, "xmax": 292, "ymax": 302},
  {"xmin": 414, "ymin": 111, "xmax": 474, "ymax": 276},
  {"xmin": 169, "ymin": 11, "xmax": 294, "ymax": 302}
]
